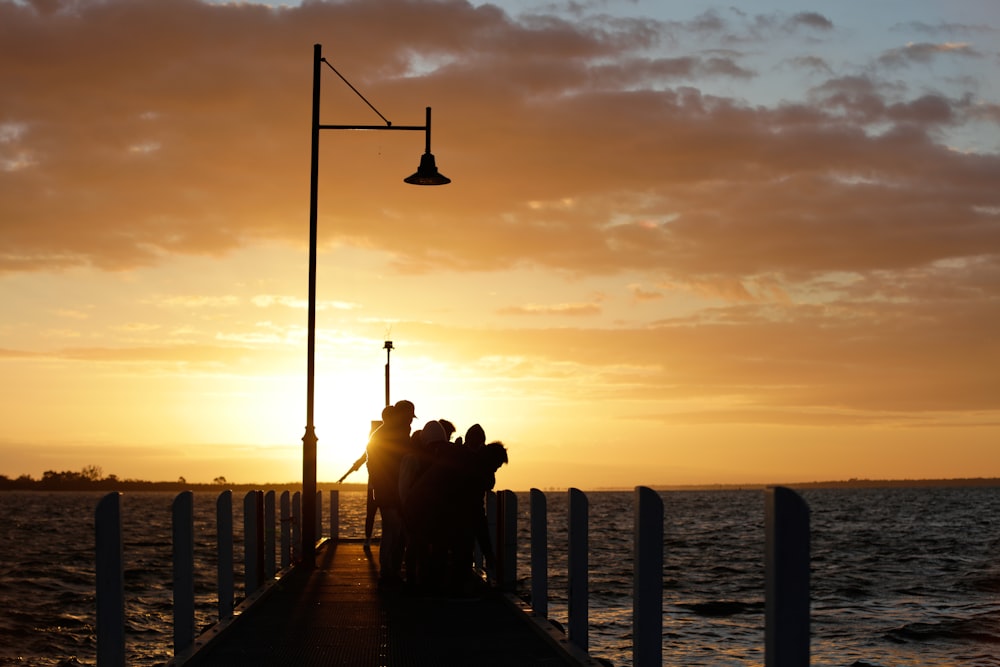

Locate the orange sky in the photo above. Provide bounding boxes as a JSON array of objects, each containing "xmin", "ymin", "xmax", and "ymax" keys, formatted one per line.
[{"xmin": 1, "ymin": 0, "xmax": 999, "ymax": 489}]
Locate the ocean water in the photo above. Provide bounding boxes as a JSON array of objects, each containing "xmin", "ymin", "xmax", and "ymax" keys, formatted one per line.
[{"xmin": 0, "ymin": 487, "xmax": 998, "ymax": 666}]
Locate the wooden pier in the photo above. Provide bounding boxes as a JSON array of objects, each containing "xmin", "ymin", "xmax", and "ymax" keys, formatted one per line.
[{"xmin": 171, "ymin": 539, "xmax": 598, "ymax": 667}]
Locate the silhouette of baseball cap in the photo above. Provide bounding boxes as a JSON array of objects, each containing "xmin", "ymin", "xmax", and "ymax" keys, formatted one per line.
[{"xmin": 394, "ymin": 399, "xmax": 416, "ymax": 420}]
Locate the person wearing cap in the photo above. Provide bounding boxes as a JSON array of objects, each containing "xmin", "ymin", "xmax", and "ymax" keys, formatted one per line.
[{"xmin": 366, "ymin": 399, "xmax": 417, "ymax": 590}]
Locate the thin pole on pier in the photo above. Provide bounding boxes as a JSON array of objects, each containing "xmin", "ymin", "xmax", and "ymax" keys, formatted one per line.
[
  {"xmin": 95, "ymin": 492, "xmax": 125, "ymax": 667},
  {"xmin": 530, "ymin": 488, "xmax": 548, "ymax": 619},
  {"xmin": 330, "ymin": 489, "xmax": 340, "ymax": 541},
  {"xmin": 217, "ymin": 490, "xmax": 234, "ymax": 621},
  {"xmin": 384, "ymin": 339, "xmax": 393, "ymax": 406},
  {"xmin": 172, "ymin": 491, "xmax": 195, "ymax": 655},
  {"xmin": 568, "ymin": 487, "xmax": 589, "ymax": 652},
  {"xmin": 634, "ymin": 486, "xmax": 664, "ymax": 667},
  {"xmin": 765, "ymin": 486, "xmax": 810, "ymax": 667},
  {"xmin": 316, "ymin": 490, "xmax": 323, "ymax": 541}
]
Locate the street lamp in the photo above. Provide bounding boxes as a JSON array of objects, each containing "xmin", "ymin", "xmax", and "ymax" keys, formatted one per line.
[
  {"xmin": 301, "ymin": 43, "xmax": 449, "ymax": 566},
  {"xmin": 383, "ymin": 340, "xmax": 393, "ymax": 408}
]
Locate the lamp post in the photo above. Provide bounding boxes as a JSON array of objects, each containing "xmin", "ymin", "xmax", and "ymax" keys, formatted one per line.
[
  {"xmin": 383, "ymin": 340, "xmax": 393, "ymax": 408},
  {"xmin": 301, "ymin": 43, "xmax": 449, "ymax": 567}
]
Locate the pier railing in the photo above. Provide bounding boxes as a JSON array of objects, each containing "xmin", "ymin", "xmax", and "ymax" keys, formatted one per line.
[
  {"xmin": 94, "ymin": 488, "xmax": 339, "ymax": 666},
  {"xmin": 95, "ymin": 485, "xmax": 810, "ymax": 666},
  {"xmin": 488, "ymin": 486, "xmax": 810, "ymax": 667}
]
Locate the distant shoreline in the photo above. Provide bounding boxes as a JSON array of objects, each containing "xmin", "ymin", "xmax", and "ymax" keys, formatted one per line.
[{"xmin": 2, "ymin": 477, "xmax": 999, "ymax": 493}]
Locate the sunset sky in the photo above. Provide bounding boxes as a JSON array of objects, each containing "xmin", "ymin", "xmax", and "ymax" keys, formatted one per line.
[{"xmin": 1, "ymin": 0, "xmax": 998, "ymax": 490}]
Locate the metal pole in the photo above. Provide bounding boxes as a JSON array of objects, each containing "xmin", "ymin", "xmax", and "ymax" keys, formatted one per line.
[
  {"xmin": 301, "ymin": 42, "xmax": 322, "ymax": 568},
  {"xmin": 384, "ymin": 340, "xmax": 393, "ymax": 407},
  {"xmin": 330, "ymin": 489, "xmax": 340, "ymax": 542}
]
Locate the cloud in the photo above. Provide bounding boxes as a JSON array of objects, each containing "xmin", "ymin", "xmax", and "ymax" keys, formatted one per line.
[
  {"xmin": 785, "ymin": 55, "xmax": 833, "ymax": 76},
  {"xmin": 891, "ymin": 21, "xmax": 999, "ymax": 37},
  {"xmin": 786, "ymin": 12, "xmax": 833, "ymax": 32},
  {"xmin": 0, "ymin": 0, "xmax": 997, "ymax": 307},
  {"xmin": 498, "ymin": 302, "xmax": 603, "ymax": 316},
  {"xmin": 878, "ymin": 42, "xmax": 983, "ymax": 68}
]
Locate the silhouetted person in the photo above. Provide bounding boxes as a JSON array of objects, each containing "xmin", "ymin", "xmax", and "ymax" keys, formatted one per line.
[
  {"xmin": 403, "ymin": 437, "xmax": 508, "ymax": 595},
  {"xmin": 338, "ymin": 408, "xmax": 394, "ymax": 551},
  {"xmin": 367, "ymin": 399, "xmax": 416, "ymax": 590},
  {"xmin": 464, "ymin": 423, "xmax": 486, "ymax": 450},
  {"xmin": 399, "ymin": 420, "xmax": 450, "ymax": 589},
  {"xmin": 439, "ymin": 418, "xmax": 457, "ymax": 441}
]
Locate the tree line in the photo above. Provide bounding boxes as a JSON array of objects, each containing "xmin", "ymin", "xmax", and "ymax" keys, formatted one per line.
[
  {"xmin": 0, "ymin": 465, "xmax": 366, "ymax": 493},
  {"xmin": 0, "ymin": 465, "xmax": 233, "ymax": 491}
]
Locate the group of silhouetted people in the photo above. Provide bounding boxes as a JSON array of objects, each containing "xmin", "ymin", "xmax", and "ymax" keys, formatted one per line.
[{"xmin": 359, "ymin": 399, "xmax": 508, "ymax": 595}]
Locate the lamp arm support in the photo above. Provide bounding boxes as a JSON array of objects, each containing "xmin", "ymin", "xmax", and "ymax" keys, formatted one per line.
[{"xmin": 318, "ymin": 108, "xmax": 436, "ymax": 153}]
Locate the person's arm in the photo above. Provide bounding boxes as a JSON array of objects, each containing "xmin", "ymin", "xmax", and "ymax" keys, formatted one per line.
[{"xmin": 337, "ymin": 452, "xmax": 368, "ymax": 483}]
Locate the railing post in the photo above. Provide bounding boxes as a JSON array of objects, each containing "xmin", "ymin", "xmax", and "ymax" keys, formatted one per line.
[
  {"xmin": 280, "ymin": 490, "xmax": 291, "ymax": 570},
  {"xmin": 264, "ymin": 490, "xmax": 276, "ymax": 579},
  {"xmin": 486, "ymin": 490, "xmax": 497, "ymax": 583},
  {"xmin": 292, "ymin": 491, "xmax": 302, "ymax": 564},
  {"xmin": 634, "ymin": 486, "xmax": 664, "ymax": 667},
  {"xmin": 495, "ymin": 490, "xmax": 506, "ymax": 588},
  {"xmin": 765, "ymin": 486, "xmax": 811, "ymax": 667},
  {"xmin": 216, "ymin": 490, "xmax": 234, "ymax": 621},
  {"xmin": 244, "ymin": 491, "xmax": 263, "ymax": 595},
  {"xmin": 500, "ymin": 489, "xmax": 518, "ymax": 592},
  {"xmin": 529, "ymin": 488, "xmax": 548, "ymax": 619},
  {"xmin": 316, "ymin": 490, "xmax": 323, "ymax": 542},
  {"xmin": 329, "ymin": 489, "xmax": 340, "ymax": 542},
  {"xmin": 95, "ymin": 492, "xmax": 125, "ymax": 667},
  {"xmin": 172, "ymin": 491, "xmax": 195, "ymax": 656},
  {"xmin": 568, "ymin": 487, "xmax": 589, "ymax": 652}
]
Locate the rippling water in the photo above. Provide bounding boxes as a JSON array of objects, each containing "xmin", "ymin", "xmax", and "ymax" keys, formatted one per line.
[{"xmin": 1, "ymin": 487, "xmax": 998, "ymax": 666}]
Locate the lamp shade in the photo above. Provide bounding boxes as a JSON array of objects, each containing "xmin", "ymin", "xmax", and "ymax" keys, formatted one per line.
[{"xmin": 404, "ymin": 152, "xmax": 451, "ymax": 185}]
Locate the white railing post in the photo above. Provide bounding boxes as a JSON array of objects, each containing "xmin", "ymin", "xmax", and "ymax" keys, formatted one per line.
[
  {"xmin": 244, "ymin": 491, "xmax": 263, "ymax": 595},
  {"xmin": 316, "ymin": 490, "xmax": 323, "ymax": 542},
  {"xmin": 485, "ymin": 491, "xmax": 497, "ymax": 583},
  {"xmin": 292, "ymin": 491, "xmax": 302, "ymax": 564},
  {"xmin": 634, "ymin": 486, "xmax": 664, "ymax": 667},
  {"xmin": 329, "ymin": 489, "xmax": 339, "ymax": 542},
  {"xmin": 765, "ymin": 486, "xmax": 811, "ymax": 667},
  {"xmin": 95, "ymin": 492, "xmax": 125, "ymax": 667},
  {"xmin": 280, "ymin": 490, "xmax": 291, "ymax": 570},
  {"xmin": 568, "ymin": 487, "xmax": 589, "ymax": 652},
  {"xmin": 171, "ymin": 491, "xmax": 195, "ymax": 656},
  {"xmin": 216, "ymin": 490, "xmax": 234, "ymax": 621},
  {"xmin": 500, "ymin": 489, "xmax": 518, "ymax": 592},
  {"xmin": 529, "ymin": 488, "xmax": 548, "ymax": 619},
  {"xmin": 264, "ymin": 490, "xmax": 276, "ymax": 579}
]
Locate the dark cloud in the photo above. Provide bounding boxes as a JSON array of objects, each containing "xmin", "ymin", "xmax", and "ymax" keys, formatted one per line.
[{"xmin": 786, "ymin": 12, "xmax": 833, "ymax": 31}]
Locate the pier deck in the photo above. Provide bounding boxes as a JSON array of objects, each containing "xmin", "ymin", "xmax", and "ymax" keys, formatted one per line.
[{"xmin": 180, "ymin": 540, "xmax": 590, "ymax": 667}]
